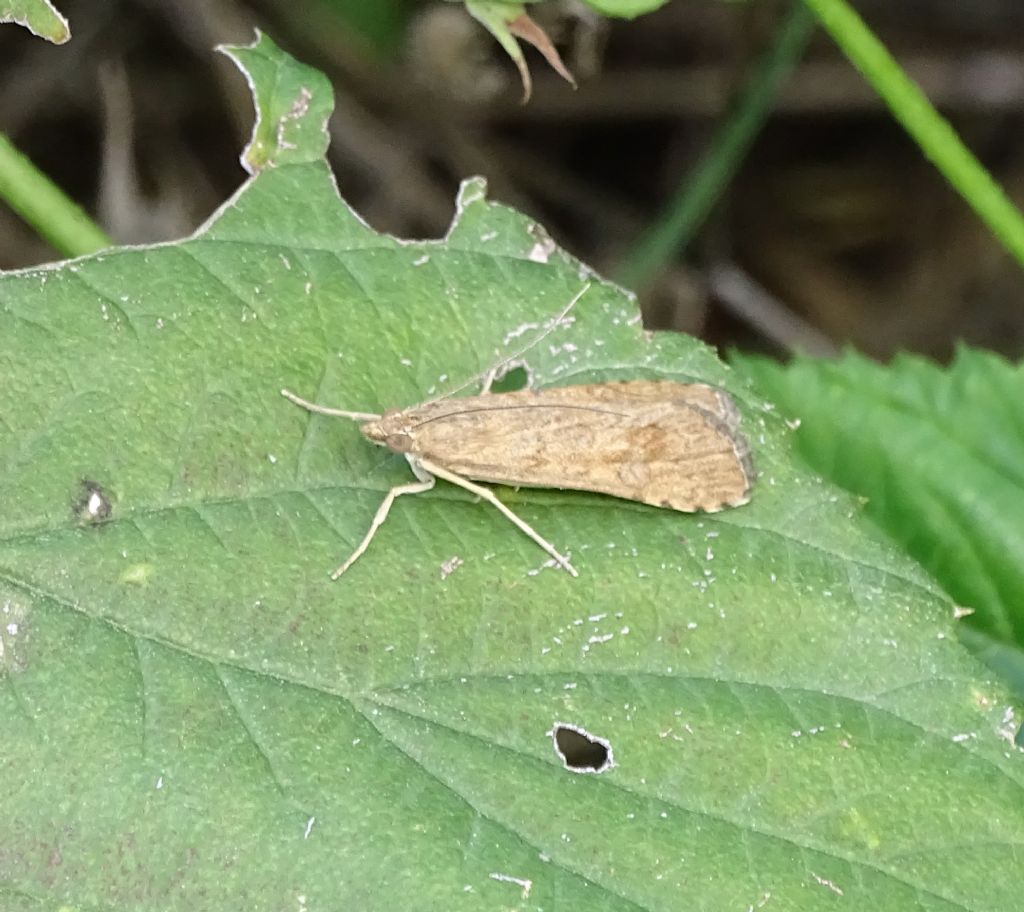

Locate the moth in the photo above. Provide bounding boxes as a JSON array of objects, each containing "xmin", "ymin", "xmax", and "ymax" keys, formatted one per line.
[{"xmin": 282, "ymin": 285, "xmax": 754, "ymax": 578}]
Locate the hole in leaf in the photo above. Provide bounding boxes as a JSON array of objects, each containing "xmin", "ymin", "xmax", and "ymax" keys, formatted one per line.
[
  {"xmin": 73, "ymin": 479, "xmax": 113, "ymax": 524},
  {"xmin": 550, "ymin": 722, "xmax": 614, "ymax": 774},
  {"xmin": 488, "ymin": 364, "xmax": 529, "ymax": 393}
]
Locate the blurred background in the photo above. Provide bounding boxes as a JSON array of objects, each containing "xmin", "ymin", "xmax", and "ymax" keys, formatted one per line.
[{"xmin": 3, "ymin": 0, "xmax": 1024, "ymax": 359}]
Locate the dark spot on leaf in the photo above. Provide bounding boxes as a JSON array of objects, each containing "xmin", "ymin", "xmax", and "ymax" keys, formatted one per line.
[
  {"xmin": 550, "ymin": 722, "xmax": 613, "ymax": 774},
  {"xmin": 72, "ymin": 479, "xmax": 113, "ymax": 524},
  {"xmin": 1016, "ymin": 721, "xmax": 1024, "ymax": 749}
]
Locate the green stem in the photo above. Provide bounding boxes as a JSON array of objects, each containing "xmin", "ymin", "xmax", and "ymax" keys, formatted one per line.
[
  {"xmin": 802, "ymin": 0, "xmax": 1024, "ymax": 270},
  {"xmin": 616, "ymin": 2, "xmax": 816, "ymax": 291},
  {"xmin": 0, "ymin": 132, "xmax": 111, "ymax": 258}
]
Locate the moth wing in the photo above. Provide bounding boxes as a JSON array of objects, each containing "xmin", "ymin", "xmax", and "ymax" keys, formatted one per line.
[
  {"xmin": 406, "ymin": 382, "xmax": 753, "ymax": 512},
  {"xmin": 538, "ymin": 381, "xmax": 742, "ymax": 430}
]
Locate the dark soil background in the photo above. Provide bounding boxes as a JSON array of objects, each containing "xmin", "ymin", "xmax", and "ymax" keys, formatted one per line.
[{"xmin": 3, "ymin": 0, "xmax": 1024, "ymax": 359}]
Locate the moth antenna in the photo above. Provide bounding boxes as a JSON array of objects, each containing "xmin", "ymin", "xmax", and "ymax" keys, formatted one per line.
[
  {"xmin": 281, "ymin": 388, "xmax": 381, "ymax": 422},
  {"xmin": 422, "ymin": 281, "xmax": 593, "ymax": 406}
]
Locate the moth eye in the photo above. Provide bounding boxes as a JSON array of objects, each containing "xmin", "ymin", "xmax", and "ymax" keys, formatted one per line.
[{"xmin": 385, "ymin": 433, "xmax": 413, "ymax": 453}]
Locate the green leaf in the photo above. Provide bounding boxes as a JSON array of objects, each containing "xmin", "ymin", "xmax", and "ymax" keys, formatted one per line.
[
  {"xmin": 466, "ymin": 0, "xmax": 531, "ymax": 89},
  {"xmin": 0, "ymin": 0, "xmax": 69, "ymax": 42},
  {"xmin": 578, "ymin": 0, "xmax": 670, "ymax": 17},
  {"xmin": 314, "ymin": 0, "xmax": 414, "ymax": 57},
  {"xmin": 219, "ymin": 37, "xmax": 333, "ymax": 171},
  {"xmin": 2, "ymin": 31, "xmax": 1023, "ymax": 912},
  {"xmin": 737, "ymin": 348, "xmax": 1024, "ymax": 694}
]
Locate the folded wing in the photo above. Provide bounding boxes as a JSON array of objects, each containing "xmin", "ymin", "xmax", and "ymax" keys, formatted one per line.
[{"xmin": 404, "ymin": 381, "xmax": 753, "ymax": 512}]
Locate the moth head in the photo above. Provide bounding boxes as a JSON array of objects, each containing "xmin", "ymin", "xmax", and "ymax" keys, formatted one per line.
[{"xmin": 360, "ymin": 415, "xmax": 414, "ymax": 453}]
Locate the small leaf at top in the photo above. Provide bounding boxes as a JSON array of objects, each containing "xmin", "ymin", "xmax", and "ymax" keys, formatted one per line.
[
  {"xmin": 0, "ymin": 0, "xmax": 69, "ymax": 43},
  {"xmin": 466, "ymin": 0, "xmax": 575, "ymax": 102}
]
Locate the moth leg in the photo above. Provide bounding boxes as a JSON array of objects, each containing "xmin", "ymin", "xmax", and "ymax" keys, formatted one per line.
[
  {"xmin": 417, "ymin": 458, "xmax": 578, "ymax": 578},
  {"xmin": 332, "ymin": 476, "xmax": 436, "ymax": 579}
]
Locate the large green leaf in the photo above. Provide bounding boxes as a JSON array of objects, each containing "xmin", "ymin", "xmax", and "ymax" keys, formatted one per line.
[
  {"xmin": 739, "ymin": 348, "xmax": 1024, "ymax": 690},
  {"xmin": 1, "ymin": 32, "xmax": 1022, "ymax": 912}
]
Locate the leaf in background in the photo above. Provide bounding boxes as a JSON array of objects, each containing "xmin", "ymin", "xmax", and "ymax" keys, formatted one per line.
[
  {"xmin": 507, "ymin": 9, "xmax": 576, "ymax": 89},
  {"xmin": 316, "ymin": 0, "xmax": 414, "ymax": 58},
  {"xmin": 0, "ymin": 0, "xmax": 68, "ymax": 42},
  {"xmin": 579, "ymin": 0, "xmax": 671, "ymax": 17},
  {"xmin": 737, "ymin": 348, "xmax": 1024, "ymax": 693},
  {"xmin": 465, "ymin": 0, "xmax": 574, "ymax": 102},
  {"xmin": 1, "ymin": 30, "xmax": 1023, "ymax": 912}
]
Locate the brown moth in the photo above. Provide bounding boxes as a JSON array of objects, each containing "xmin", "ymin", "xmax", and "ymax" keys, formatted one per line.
[{"xmin": 281, "ymin": 286, "xmax": 754, "ymax": 579}]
